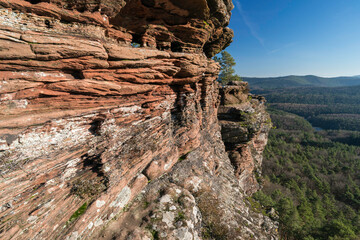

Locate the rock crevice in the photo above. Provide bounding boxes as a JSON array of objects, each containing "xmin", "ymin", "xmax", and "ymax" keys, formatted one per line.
[{"xmin": 0, "ymin": 1, "xmax": 277, "ymax": 239}]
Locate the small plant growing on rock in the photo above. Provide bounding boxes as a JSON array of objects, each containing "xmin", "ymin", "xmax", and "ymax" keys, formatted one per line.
[
  {"xmin": 196, "ymin": 190, "xmax": 245, "ymax": 239},
  {"xmin": 197, "ymin": 191, "xmax": 229, "ymax": 240},
  {"xmin": 178, "ymin": 151, "xmax": 192, "ymax": 162},
  {"xmin": 143, "ymin": 201, "xmax": 150, "ymax": 209},
  {"xmin": 67, "ymin": 202, "xmax": 88, "ymax": 225},
  {"xmin": 70, "ymin": 178, "xmax": 107, "ymax": 199},
  {"xmin": 175, "ymin": 211, "xmax": 186, "ymax": 222},
  {"xmin": 145, "ymin": 225, "xmax": 159, "ymax": 240}
]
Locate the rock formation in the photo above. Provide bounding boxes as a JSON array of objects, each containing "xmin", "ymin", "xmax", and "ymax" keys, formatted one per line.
[
  {"xmin": 0, "ymin": 0, "xmax": 277, "ymax": 239},
  {"xmin": 219, "ymin": 82, "xmax": 271, "ymax": 194}
]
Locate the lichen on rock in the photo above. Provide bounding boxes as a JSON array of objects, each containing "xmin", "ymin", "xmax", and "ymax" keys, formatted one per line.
[
  {"xmin": 219, "ymin": 81, "xmax": 272, "ymax": 194},
  {"xmin": 0, "ymin": 0, "xmax": 277, "ymax": 239}
]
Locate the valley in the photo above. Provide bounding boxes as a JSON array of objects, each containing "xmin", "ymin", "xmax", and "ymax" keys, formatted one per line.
[{"xmin": 249, "ymin": 78, "xmax": 360, "ymax": 240}]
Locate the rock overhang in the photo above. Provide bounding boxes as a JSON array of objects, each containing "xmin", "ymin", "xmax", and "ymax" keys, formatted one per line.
[
  {"xmin": 0, "ymin": 1, "xmax": 278, "ymax": 239},
  {"xmin": 0, "ymin": 0, "xmax": 234, "ymax": 57}
]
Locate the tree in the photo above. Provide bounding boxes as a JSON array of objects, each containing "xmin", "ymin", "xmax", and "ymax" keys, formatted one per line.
[{"xmin": 213, "ymin": 51, "xmax": 242, "ymax": 84}]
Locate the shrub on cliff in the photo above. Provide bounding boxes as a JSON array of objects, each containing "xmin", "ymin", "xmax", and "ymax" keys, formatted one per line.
[{"xmin": 214, "ymin": 51, "xmax": 242, "ymax": 85}]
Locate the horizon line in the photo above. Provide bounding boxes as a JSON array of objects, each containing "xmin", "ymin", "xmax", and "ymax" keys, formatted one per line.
[{"xmin": 241, "ymin": 74, "xmax": 360, "ymax": 79}]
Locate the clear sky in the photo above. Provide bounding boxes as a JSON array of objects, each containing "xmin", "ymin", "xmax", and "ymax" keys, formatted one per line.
[{"xmin": 226, "ymin": 0, "xmax": 360, "ymax": 77}]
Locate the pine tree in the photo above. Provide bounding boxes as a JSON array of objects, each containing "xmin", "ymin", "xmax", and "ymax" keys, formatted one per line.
[{"xmin": 213, "ymin": 51, "xmax": 242, "ymax": 84}]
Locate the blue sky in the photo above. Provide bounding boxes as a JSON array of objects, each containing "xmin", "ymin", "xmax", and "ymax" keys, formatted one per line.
[{"xmin": 226, "ymin": 0, "xmax": 360, "ymax": 77}]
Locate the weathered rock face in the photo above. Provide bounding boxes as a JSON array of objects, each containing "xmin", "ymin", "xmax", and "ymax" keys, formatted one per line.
[
  {"xmin": 0, "ymin": 1, "xmax": 277, "ymax": 239},
  {"xmin": 92, "ymin": 82, "xmax": 277, "ymax": 240},
  {"xmin": 96, "ymin": 122, "xmax": 278, "ymax": 240},
  {"xmin": 0, "ymin": 0, "xmax": 233, "ymax": 57},
  {"xmin": 219, "ymin": 82, "xmax": 271, "ymax": 194}
]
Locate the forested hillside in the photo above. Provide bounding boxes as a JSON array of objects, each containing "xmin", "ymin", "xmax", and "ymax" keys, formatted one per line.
[
  {"xmin": 248, "ymin": 81, "xmax": 360, "ymax": 239},
  {"xmin": 253, "ymin": 85, "xmax": 360, "ymax": 136},
  {"xmin": 254, "ymin": 110, "xmax": 360, "ymax": 240},
  {"xmin": 244, "ymin": 75, "xmax": 360, "ymax": 89}
]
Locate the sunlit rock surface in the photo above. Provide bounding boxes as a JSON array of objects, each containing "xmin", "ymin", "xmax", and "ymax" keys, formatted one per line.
[
  {"xmin": 0, "ymin": 1, "xmax": 277, "ymax": 239},
  {"xmin": 219, "ymin": 81, "xmax": 271, "ymax": 194}
]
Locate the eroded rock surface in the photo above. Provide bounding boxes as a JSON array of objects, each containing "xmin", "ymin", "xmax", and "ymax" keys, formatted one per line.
[
  {"xmin": 0, "ymin": 1, "xmax": 277, "ymax": 239},
  {"xmin": 219, "ymin": 82, "xmax": 271, "ymax": 194},
  {"xmin": 97, "ymin": 110, "xmax": 277, "ymax": 240}
]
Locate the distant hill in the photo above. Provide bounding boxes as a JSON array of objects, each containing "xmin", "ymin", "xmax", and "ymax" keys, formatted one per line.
[{"xmin": 243, "ymin": 75, "xmax": 360, "ymax": 89}]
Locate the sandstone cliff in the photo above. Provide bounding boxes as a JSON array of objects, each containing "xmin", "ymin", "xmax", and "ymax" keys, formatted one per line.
[
  {"xmin": 0, "ymin": 0, "xmax": 277, "ymax": 239},
  {"xmin": 219, "ymin": 82, "xmax": 271, "ymax": 195}
]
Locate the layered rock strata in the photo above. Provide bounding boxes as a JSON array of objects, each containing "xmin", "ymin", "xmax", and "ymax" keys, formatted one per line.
[
  {"xmin": 219, "ymin": 82, "xmax": 271, "ymax": 194},
  {"xmin": 0, "ymin": 1, "xmax": 277, "ymax": 239}
]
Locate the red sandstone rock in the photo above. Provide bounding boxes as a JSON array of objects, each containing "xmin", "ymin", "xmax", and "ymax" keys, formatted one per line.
[
  {"xmin": 219, "ymin": 82, "xmax": 271, "ymax": 194},
  {"xmin": 0, "ymin": 1, "xmax": 277, "ymax": 239}
]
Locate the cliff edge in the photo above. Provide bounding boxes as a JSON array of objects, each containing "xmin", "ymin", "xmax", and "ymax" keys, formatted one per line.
[{"xmin": 0, "ymin": 0, "xmax": 277, "ymax": 239}]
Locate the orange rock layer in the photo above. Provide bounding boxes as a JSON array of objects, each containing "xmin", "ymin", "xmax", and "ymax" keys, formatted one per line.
[
  {"xmin": 0, "ymin": 1, "xmax": 277, "ymax": 239},
  {"xmin": 0, "ymin": 1, "xmax": 224, "ymax": 238}
]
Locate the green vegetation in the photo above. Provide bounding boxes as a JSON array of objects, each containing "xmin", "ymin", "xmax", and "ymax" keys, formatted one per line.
[
  {"xmin": 67, "ymin": 202, "xmax": 88, "ymax": 224},
  {"xmin": 143, "ymin": 200, "xmax": 150, "ymax": 209},
  {"xmin": 175, "ymin": 211, "xmax": 186, "ymax": 222},
  {"xmin": 267, "ymin": 109, "xmax": 313, "ymax": 132},
  {"xmin": 255, "ymin": 110, "xmax": 360, "ymax": 240},
  {"xmin": 178, "ymin": 151, "xmax": 192, "ymax": 162},
  {"xmin": 248, "ymin": 80, "xmax": 360, "ymax": 239},
  {"xmin": 254, "ymin": 85, "xmax": 360, "ymax": 143},
  {"xmin": 245, "ymin": 196, "xmax": 268, "ymax": 216},
  {"xmin": 214, "ymin": 51, "xmax": 242, "ymax": 85},
  {"xmin": 146, "ymin": 225, "xmax": 159, "ymax": 240},
  {"xmin": 197, "ymin": 191, "xmax": 230, "ymax": 239}
]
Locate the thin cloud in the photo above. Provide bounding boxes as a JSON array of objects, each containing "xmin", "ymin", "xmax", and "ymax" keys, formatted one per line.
[
  {"xmin": 268, "ymin": 42, "xmax": 298, "ymax": 54},
  {"xmin": 234, "ymin": 0, "xmax": 265, "ymax": 47}
]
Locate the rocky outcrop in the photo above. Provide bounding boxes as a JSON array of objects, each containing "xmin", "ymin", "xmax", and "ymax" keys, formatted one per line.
[
  {"xmin": 0, "ymin": 1, "xmax": 277, "ymax": 239},
  {"xmin": 92, "ymin": 82, "xmax": 276, "ymax": 240},
  {"xmin": 0, "ymin": 0, "xmax": 233, "ymax": 57},
  {"xmin": 219, "ymin": 82, "xmax": 271, "ymax": 194}
]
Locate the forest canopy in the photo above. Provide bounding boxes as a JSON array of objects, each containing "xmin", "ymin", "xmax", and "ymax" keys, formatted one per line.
[
  {"xmin": 254, "ymin": 110, "xmax": 360, "ymax": 240},
  {"xmin": 252, "ymin": 84, "xmax": 360, "ymax": 239}
]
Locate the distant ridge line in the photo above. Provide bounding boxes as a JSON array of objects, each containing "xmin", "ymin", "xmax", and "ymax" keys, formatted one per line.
[{"xmin": 243, "ymin": 75, "xmax": 360, "ymax": 89}]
